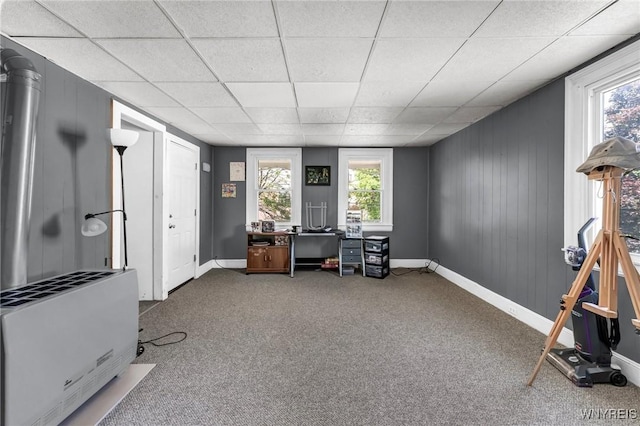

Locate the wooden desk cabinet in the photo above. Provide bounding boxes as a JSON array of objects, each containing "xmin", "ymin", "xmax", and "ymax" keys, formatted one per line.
[{"xmin": 246, "ymin": 232, "xmax": 290, "ymax": 274}]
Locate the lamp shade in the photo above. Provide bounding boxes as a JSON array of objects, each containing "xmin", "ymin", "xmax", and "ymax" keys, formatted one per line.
[
  {"xmin": 81, "ymin": 217, "xmax": 108, "ymax": 237},
  {"xmin": 107, "ymin": 128, "xmax": 139, "ymax": 148}
]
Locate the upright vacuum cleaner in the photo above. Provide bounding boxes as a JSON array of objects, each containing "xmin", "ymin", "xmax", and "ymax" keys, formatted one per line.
[{"xmin": 546, "ymin": 218, "xmax": 628, "ymax": 387}]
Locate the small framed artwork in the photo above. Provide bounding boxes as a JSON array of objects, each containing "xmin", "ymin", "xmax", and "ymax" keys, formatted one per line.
[
  {"xmin": 261, "ymin": 220, "xmax": 275, "ymax": 233},
  {"xmin": 222, "ymin": 183, "xmax": 236, "ymax": 198},
  {"xmin": 305, "ymin": 165, "xmax": 331, "ymax": 186}
]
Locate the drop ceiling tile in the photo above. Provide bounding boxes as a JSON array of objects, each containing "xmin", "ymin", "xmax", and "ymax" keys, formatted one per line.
[
  {"xmin": 411, "ymin": 80, "xmax": 494, "ymax": 107},
  {"xmin": 393, "ymin": 107, "xmax": 457, "ymax": 124},
  {"xmin": 144, "ymin": 107, "xmax": 215, "ymax": 134},
  {"xmin": 97, "ymin": 39, "xmax": 215, "ymax": 82},
  {"xmin": 474, "ymin": 0, "xmax": 610, "ymax": 37},
  {"xmin": 467, "ymin": 80, "xmax": 547, "ymax": 107},
  {"xmin": 380, "ymin": 1, "xmax": 499, "ymax": 37},
  {"xmin": 344, "ymin": 124, "xmax": 390, "ymax": 136},
  {"xmin": 301, "ymin": 124, "xmax": 345, "ymax": 135},
  {"xmin": 236, "ymin": 135, "xmax": 304, "ymax": 145},
  {"xmin": 443, "ymin": 106, "xmax": 501, "ymax": 124},
  {"xmin": 304, "ymin": 135, "xmax": 341, "ymax": 146},
  {"xmin": 347, "ymin": 107, "xmax": 403, "ymax": 124},
  {"xmin": 191, "ymin": 107, "xmax": 252, "ymax": 124},
  {"xmin": 340, "ymin": 135, "xmax": 415, "ymax": 145},
  {"xmin": 295, "ymin": 83, "xmax": 359, "ymax": 107},
  {"xmin": 410, "ymin": 133, "xmax": 448, "ymax": 146},
  {"xmin": 1, "ymin": 1, "xmax": 82, "ymax": 37},
  {"xmin": 298, "ymin": 108, "xmax": 350, "ymax": 123},
  {"xmin": 227, "ymin": 83, "xmax": 296, "ymax": 107},
  {"xmin": 428, "ymin": 123, "xmax": 470, "ymax": 135},
  {"xmin": 245, "ymin": 108, "xmax": 300, "ymax": 124},
  {"xmin": 435, "ymin": 37, "xmax": 555, "ymax": 82},
  {"xmin": 258, "ymin": 124, "xmax": 303, "ymax": 135},
  {"xmin": 504, "ymin": 35, "xmax": 631, "ymax": 81},
  {"xmin": 158, "ymin": 0, "xmax": 277, "ymax": 37},
  {"xmin": 570, "ymin": 0, "xmax": 640, "ymax": 35},
  {"xmin": 355, "ymin": 81, "xmax": 425, "ymax": 107},
  {"xmin": 99, "ymin": 82, "xmax": 179, "ymax": 107},
  {"xmin": 215, "ymin": 123, "xmax": 263, "ymax": 135},
  {"xmin": 155, "ymin": 82, "xmax": 236, "ymax": 107},
  {"xmin": 13, "ymin": 38, "xmax": 143, "ymax": 82},
  {"xmin": 285, "ymin": 38, "xmax": 373, "ymax": 82},
  {"xmin": 365, "ymin": 38, "xmax": 465, "ymax": 82},
  {"xmin": 193, "ymin": 134, "xmax": 233, "ymax": 145},
  {"xmin": 276, "ymin": 1, "xmax": 386, "ymax": 37},
  {"xmin": 375, "ymin": 135, "xmax": 417, "ymax": 145},
  {"xmin": 41, "ymin": 0, "xmax": 180, "ymax": 38},
  {"xmin": 385, "ymin": 123, "xmax": 434, "ymax": 136},
  {"xmin": 193, "ymin": 39, "xmax": 288, "ymax": 82}
]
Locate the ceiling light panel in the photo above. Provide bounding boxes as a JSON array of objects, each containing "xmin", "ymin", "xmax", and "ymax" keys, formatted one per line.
[
  {"xmin": 98, "ymin": 82, "xmax": 180, "ymax": 107},
  {"xmin": 295, "ymin": 83, "xmax": 360, "ymax": 107},
  {"xmin": 285, "ymin": 38, "xmax": 373, "ymax": 82},
  {"xmin": 155, "ymin": 82, "xmax": 237, "ymax": 107},
  {"xmin": 193, "ymin": 39, "xmax": 288, "ymax": 82},
  {"xmin": 158, "ymin": 0, "xmax": 278, "ymax": 37},
  {"xmin": 41, "ymin": 0, "xmax": 180, "ymax": 38},
  {"xmin": 474, "ymin": 0, "xmax": 611, "ymax": 37},
  {"xmin": 97, "ymin": 39, "xmax": 216, "ymax": 82},
  {"xmin": 13, "ymin": 38, "xmax": 143, "ymax": 82},
  {"xmin": 276, "ymin": 1, "xmax": 386, "ymax": 37},
  {"xmin": 380, "ymin": 1, "xmax": 500, "ymax": 38},
  {"xmin": 0, "ymin": 0, "xmax": 82, "ymax": 37},
  {"xmin": 365, "ymin": 38, "xmax": 466, "ymax": 82},
  {"xmin": 227, "ymin": 83, "xmax": 297, "ymax": 107}
]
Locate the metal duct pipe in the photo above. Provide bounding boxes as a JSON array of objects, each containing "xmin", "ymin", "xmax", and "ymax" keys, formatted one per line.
[{"xmin": 1, "ymin": 48, "xmax": 42, "ymax": 289}]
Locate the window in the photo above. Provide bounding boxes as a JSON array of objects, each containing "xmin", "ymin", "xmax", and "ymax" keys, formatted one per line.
[
  {"xmin": 565, "ymin": 40, "xmax": 640, "ymax": 270},
  {"xmin": 246, "ymin": 148, "xmax": 301, "ymax": 228},
  {"xmin": 338, "ymin": 148, "xmax": 393, "ymax": 232}
]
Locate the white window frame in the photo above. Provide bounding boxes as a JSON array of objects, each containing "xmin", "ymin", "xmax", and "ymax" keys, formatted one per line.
[
  {"xmin": 565, "ymin": 39, "xmax": 640, "ymax": 272},
  {"xmin": 338, "ymin": 148, "xmax": 393, "ymax": 232},
  {"xmin": 246, "ymin": 148, "xmax": 302, "ymax": 229}
]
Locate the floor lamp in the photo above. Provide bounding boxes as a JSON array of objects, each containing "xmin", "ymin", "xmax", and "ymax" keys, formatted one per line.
[{"xmin": 81, "ymin": 128, "xmax": 139, "ymax": 269}]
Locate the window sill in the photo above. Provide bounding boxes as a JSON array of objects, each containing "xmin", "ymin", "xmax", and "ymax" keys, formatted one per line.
[{"xmin": 339, "ymin": 224, "xmax": 393, "ymax": 232}]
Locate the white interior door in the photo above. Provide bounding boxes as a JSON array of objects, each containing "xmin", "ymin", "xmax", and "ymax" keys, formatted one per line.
[{"xmin": 166, "ymin": 138, "xmax": 198, "ymax": 292}]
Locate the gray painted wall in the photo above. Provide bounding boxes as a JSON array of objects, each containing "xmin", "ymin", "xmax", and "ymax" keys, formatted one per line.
[
  {"xmin": 212, "ymin": 146, "xmax": 430, "ymax": 261},
  {"xmin": 428, "ymin": 79, "xmax": 640, "ymax": 363},
  {"xmin": 1, "ymin": 36, "xmax": 214, "ymax": 280}
]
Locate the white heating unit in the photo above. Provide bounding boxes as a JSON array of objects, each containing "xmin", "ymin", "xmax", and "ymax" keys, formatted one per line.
[{"xmin": 1, "ymin": 269, "xmax": 138, "ymax": 426}]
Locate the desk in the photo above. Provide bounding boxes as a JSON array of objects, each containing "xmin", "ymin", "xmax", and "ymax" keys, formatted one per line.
[{"xmin": 289, "ymin": 231, "xmax": 365, "ymax": 278}]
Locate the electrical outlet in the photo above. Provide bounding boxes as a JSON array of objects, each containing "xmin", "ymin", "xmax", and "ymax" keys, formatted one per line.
[{"xmin": 508, "ymin": 306, "xmax": 517, "ymax": 317}]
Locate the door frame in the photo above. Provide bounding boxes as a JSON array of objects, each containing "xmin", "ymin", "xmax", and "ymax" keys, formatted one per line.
[{"xmin": 111, "ymin": 100, "xmax": 200, "ymax": 300}]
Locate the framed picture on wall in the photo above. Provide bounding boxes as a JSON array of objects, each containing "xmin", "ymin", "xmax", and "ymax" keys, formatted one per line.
[
  {"xmin": 305, "ymin": 166, "xmax": 331, "ymax": 186},
  {"xmin": 261, "ymin": 220, "xmax": 275, "ymax": 233}
]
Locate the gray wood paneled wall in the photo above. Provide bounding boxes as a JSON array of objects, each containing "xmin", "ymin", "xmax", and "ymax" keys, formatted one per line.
[
  {"xmin": 428, "ymin": 79, "xmax": 639, "ymax": 363},
  {"xmin": 1, "ymin": 36, "xmax": 215, "ymax": 281}
]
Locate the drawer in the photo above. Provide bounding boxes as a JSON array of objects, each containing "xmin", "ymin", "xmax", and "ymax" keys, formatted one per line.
[
  {"xmin": 342, "ymin": 255, "xmax": 362, "ymax": 263},
  {"xmin": 342, "ymin": 248, "xmax": 361, "ymax": 256},
  {"xmin": 366, "ymin": 265, "xmax": 389, "ymax": 279},
  {"xmin": 341, "ymin": 239, "xmax": 362, "ymax": 248},
  {"xmin": 365, "ymin": 253, "xmax": 388, "ymax": 265},
  {"xmin": 364, "ymin": 241, "xmax": 388, "ymax": 252}
]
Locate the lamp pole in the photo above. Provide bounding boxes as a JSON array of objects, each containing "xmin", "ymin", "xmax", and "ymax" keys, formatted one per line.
[{"xmin": 115, "ymin": 145, "xmax": 129, "ymax": 269}]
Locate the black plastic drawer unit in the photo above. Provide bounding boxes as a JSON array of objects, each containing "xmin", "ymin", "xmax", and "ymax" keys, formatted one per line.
[{"xmin": 364, "ymin": 236, "xmax": 389, "ymax": 279}]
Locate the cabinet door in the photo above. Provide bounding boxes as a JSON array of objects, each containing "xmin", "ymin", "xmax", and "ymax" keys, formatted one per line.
[
  {"xmin": 267, "ymin": 246, "xmax": 289, "ymax": 270},
  {"xmin": 247, "ymin": 247, "xmax": 268, "ymax": 270}
]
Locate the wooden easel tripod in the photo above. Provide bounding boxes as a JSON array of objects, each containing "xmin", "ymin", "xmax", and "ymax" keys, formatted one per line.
[{"xmin": 528, "ymin": 166, "xmax": 640, "ymax": 386}]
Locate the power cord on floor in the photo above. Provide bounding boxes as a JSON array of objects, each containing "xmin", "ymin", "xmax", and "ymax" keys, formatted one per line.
[
  {"xmin": 137, "ymin": 328, "xmax": 187, "ymax": 357},
  {"xmin": 391, "ymin": 258, "xmax": 441, "ymax": 276}
]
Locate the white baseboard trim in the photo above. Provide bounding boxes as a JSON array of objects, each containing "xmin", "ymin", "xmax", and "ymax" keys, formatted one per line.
[
  {"xmin": 436, "ymin": 265, "xmax": 640, "ymax": 386},
  {"xmin": 390, "ymin": 259, "xmax": 431, "ymax": 268},
  {"xmin": 211, "ymin": 259, "xmax": 246, "ymax": 269},
  {"xmin": 196, "ymin": 260, "xmax": 214, "ymax": 278}
]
